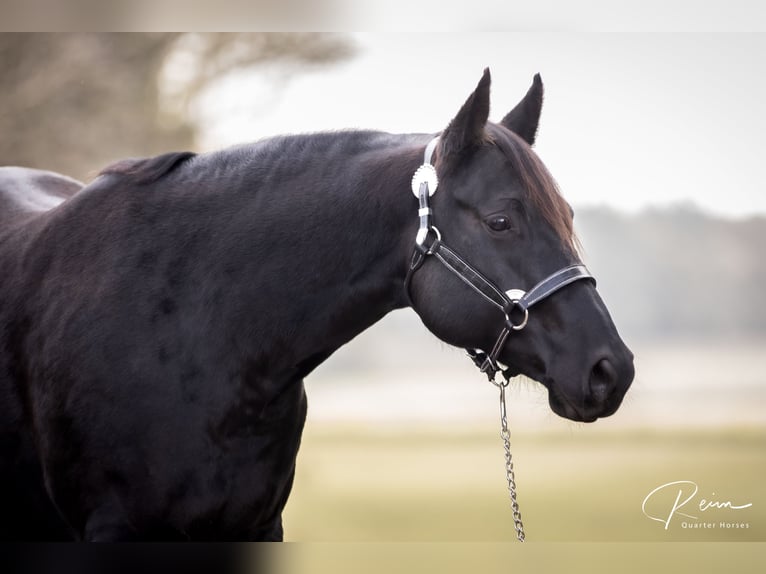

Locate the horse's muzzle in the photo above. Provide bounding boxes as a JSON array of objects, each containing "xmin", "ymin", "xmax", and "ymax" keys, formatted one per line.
[{"xmin": 548, "ymin": 349, "xmax": 635, "ymax": 422}]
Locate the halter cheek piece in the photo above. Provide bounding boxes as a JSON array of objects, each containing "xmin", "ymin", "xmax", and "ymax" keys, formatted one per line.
[{"xmin": 404, "ymin": 137, "xmax": 596, "ymax": 383}]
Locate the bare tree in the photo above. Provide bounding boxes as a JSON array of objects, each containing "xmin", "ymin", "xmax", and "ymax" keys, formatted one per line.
[{"xmin": 0, "ymin": 33, "xmax": 354, "ymax": 180}]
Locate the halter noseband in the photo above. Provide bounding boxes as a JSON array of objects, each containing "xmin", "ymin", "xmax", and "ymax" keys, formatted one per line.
[{"xmin": 404, "ymin": 137, "xmax": 596, "ymax": 383}]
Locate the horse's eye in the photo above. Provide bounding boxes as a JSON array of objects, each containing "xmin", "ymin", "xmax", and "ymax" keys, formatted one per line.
[{"xmin": 487, "ymin": 215, "xmax": 512, "ymax": 232}]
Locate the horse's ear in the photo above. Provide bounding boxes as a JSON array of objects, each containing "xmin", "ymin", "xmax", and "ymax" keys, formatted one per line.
[
  {"xmin": 440, "ymin": 68, "xmax": 491, "ymax": 161},
  {"xmin": 500, "ymin": 73, "xmax": 544, "ymax": 145}
]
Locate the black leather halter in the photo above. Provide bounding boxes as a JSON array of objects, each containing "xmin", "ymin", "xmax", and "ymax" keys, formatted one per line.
[{"xmin": 404, "ymin": 137, "xmax": 596, "ymax": 383}]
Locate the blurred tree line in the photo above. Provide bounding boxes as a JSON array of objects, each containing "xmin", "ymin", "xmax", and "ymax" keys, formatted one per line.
[
  {"xmin": 576, "ymin": 205, "xmax": 766, "ymax": 340},
  {"xmin": 0, "ymin": 33, "xmax": 354, "ymax": 180}
]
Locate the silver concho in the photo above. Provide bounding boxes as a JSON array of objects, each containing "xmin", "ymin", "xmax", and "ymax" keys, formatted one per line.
[
  {"xmin": 411, "ymin": 164, "xmax": 438, "ymax": 198},
  {"xmin": 505, "ymin": 289, "xmax": 526, "ymax": 302}
]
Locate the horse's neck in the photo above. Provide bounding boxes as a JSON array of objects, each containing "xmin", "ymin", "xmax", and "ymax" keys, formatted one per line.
[{"xmin": 221, "ymin": 132, "xmax": 427, "ymax": 379}]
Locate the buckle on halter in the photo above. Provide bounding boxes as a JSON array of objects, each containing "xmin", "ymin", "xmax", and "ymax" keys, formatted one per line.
[{"xmin": 467, "ymin": 348, "xmax": 500, "ymax": 383}]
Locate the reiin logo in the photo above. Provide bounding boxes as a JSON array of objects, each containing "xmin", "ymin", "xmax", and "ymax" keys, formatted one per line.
[{"xmin": 642, "ymin": 480, "xmax": 752, "ymax": 530}]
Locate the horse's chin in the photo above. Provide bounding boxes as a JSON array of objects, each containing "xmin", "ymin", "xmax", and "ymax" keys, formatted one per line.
[
  {"xmin": 546, "ymin": 383, "xmax": 623, "ymax": 423},
  {"xmin": 548, "ymin": 392, "xmax": 599, "ymax": 423}
]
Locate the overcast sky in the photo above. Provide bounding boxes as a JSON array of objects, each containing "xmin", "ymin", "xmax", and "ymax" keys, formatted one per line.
[{"xmin": 195, "ymin": 33, "xmax": 765, "ymax": 218}]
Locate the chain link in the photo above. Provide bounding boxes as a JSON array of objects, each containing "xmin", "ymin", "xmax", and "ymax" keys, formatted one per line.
[{"xmin": 496, "ymin": 380, "xmax": 525, "ymax": 541}]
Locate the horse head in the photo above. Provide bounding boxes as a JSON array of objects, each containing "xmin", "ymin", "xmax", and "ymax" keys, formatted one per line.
[{"xmin": 408, "ymin": 69, "xmax": 634, "ymax": 422}]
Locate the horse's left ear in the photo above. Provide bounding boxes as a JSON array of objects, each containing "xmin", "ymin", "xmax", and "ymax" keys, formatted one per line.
[
  {"xmin": 500, "ymin": 73, "xmax": 544, "ymax": 145},
  {"xmin": 440, "ymin": 68, "xmax": 491, "ymax": 162}
]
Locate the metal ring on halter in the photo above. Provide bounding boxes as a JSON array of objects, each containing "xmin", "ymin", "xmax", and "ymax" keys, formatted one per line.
[
  {"xmin": 505, "ymin": 302, "xmax": 529, "ymax": 331},
  {"xmin": 425, "ymin": 226, "xmax": 441, "ymax": 254},
  {"xmin": 415, "ymin": 225, "xmax": 441, "ymax": 251},
  {"xmin": 503, "ymin": 289, "xmax": 529, "ymax": 331}
]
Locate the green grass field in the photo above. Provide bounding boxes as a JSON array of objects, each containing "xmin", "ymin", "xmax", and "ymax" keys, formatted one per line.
[{"xmin": 282, "ymin": 425, "xmax": 765, "ymax": 542}]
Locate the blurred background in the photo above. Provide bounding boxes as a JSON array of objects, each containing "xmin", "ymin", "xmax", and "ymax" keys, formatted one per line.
[{"xmin": 1, "ymin": 33, "xmax": 764, "ymax": 543}]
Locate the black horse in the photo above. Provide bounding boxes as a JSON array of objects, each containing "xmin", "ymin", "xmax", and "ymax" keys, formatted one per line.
[{"xmin": 0, "ymin": 70, "xmax": 633, "ymax": 541}]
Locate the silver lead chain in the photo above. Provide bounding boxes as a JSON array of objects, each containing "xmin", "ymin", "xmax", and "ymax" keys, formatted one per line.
[{"xmin": 496, "ymin": 379, "xmax": 526, "ymax": 541}]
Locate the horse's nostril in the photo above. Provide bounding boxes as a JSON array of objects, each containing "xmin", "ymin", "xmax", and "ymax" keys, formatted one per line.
[{"xmin": 589, "ymin": 358, "xmax": 618, "ymax": 402}]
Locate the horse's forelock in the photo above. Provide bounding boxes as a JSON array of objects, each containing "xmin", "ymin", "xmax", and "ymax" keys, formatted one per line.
[{"xmin": 487, "ymin": 125, "xmax": 577, "ymax": 255}]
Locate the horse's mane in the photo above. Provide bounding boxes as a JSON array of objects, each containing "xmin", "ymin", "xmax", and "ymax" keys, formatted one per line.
[
  {"xmin": 98, "ymin": 151, "xmax": 197, "ymax": 185},
  {"xmin": 95, "ymin": 130, "xmax": 575, "ymax": 255},
  {"xmin": 487, "ymin": 124, "xmax": 577, "ymax": 254},
  {"xmin": 98, "ymin": 131, "xmax": 400, "ymax": 187}
]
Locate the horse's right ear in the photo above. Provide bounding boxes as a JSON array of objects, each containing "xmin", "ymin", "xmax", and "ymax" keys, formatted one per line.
[
  {"xmin": 439, "ymin": 68, "xmax": 491, "ymax": 163},
  {"xmin": 500, "ymin": 73, "xmax": 544, "ymax": 145}
]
